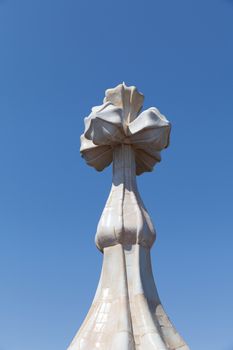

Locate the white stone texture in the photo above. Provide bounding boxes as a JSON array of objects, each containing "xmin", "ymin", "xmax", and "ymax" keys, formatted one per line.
[
  {"xmin": 80, "ymin": 83, "xmax": 170, "ymax": 175},
  {"xmin": 68, "ymin": 84, "xmax": 189, "ymax": 350}
]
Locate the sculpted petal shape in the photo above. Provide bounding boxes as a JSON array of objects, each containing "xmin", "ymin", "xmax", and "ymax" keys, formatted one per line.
[
  {"xmin": 134, "ymin": 146, "xmax": 161, "ymax": 175},
  {"xmin": 129, "ymin": 108, "xmax": 171, "ymax": 150},
  {"xmin": 104, "ymin": 83, "xmax": 144, "ymax": 125},
  {"xmin": 80, "ymin": 134, "xmax": 112, "ymax": 171},
  {"xmin": 84, "ymin": 102, "xmax": 124, "ymax": 145}
]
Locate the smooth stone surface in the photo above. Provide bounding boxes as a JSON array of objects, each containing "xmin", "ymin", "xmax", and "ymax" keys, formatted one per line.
[
  {"xmin": 68, "ymin": 245, "xmax": 189, "ymax": 350},
  {"xmin": 80, "ymin": 83, "xmax": 171, "ymax": 175},
  {"xmin": 68, "ymin": 83, "xmax": 189, "ymax": 349}
]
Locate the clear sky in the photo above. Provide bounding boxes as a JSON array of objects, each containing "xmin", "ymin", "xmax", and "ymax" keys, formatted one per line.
[{"xmin": 0, "ymin": 0, "xmax": 233, "ymax": 349}]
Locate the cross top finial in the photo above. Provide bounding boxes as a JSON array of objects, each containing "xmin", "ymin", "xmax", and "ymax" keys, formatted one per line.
[{"xmin": 80, "ymin": 83, "xmax": 171, "ymax": 175}]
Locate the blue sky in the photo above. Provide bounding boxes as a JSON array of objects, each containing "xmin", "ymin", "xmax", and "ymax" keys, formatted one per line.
[{"xmin": 0, "ymin": 0, "xmax": 233, "ymax": 349}]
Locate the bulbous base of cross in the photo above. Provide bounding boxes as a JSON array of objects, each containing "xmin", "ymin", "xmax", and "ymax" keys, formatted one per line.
[{"xmin": 67, "ymin": 244, "xmax": 189, "ymax": 350}]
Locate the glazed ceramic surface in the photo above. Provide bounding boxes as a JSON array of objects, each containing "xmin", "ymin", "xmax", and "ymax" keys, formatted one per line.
[{"xmin": 68, "ymin": 84, "xmax": 189, "ymax": 350}]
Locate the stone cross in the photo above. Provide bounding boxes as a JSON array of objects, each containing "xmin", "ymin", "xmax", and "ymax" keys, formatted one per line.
[{"xmin": 67, "ymin": 83, "xmax": 189, "ymax": 350}]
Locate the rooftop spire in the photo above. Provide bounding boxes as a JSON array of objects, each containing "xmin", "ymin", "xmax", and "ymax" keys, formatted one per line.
[{"xmin": 67, "ymin": 84, "xmax": 189, "ymax": 350}]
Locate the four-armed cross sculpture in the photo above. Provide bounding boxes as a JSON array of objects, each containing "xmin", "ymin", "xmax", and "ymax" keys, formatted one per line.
[{"xmin": 67, "ymin": 83, "xmax": 189, "ymax": 350}]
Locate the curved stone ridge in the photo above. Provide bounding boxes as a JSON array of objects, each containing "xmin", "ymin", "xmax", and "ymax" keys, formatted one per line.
[{"xmin": 80, "ymin": 83, "xmax": 171, "ymax": 175}]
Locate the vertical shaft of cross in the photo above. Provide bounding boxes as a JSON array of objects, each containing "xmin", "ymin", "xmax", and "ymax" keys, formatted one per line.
[
  {"xmin": 112, "ymin": 144, "xmax": 137, "ymax": 189},
  {"xmin": 95, "ymin": 144, "xmax": 156, "ymax": 252}
]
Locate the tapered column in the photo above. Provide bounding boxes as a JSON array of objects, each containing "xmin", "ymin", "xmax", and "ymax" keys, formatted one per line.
[{"xmin": 96, "ymin": 144, "xmax": 156, "ymax": 251}]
